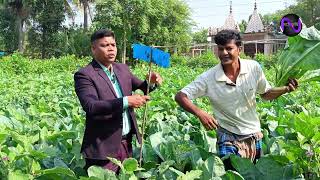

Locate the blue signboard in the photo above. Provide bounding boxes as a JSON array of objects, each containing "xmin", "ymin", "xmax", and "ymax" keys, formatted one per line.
[
  {"xmin": 151, "ymin": 48, "xmax": 170, "ymax": 68},
  {"xmin": 132, "ymin": 44, "xmax": 151, "ymax": 62},
  {"xmin": 132, "ymin": 43, "xmax": 170, "ymax": 68}
]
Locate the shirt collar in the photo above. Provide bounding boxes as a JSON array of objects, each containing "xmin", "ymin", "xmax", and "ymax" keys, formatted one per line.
[
  {"xmin": 239, "ymin": 58, "xmax": 249, "ymax": 75},
  {"xmin": 97, "ymin": 61, "xmax": 114, "ymax": 76},
  {"xmin": 215, "ymin": 58, "xmax": 248, "ymax": 82}
]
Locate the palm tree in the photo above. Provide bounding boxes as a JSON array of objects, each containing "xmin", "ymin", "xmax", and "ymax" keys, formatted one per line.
[
  {"xmin": 65, "ymin": 0, "xmax": 94, "ymax": 31},
  {"xmin": 82, "ymin": 0, "xmax": 94, "ymax": 31},
  {"xmin": 63, "ymin": 0, "xmax": 77, "ymax": 25}
]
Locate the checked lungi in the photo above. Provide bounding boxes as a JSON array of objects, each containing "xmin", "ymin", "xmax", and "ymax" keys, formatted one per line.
[{"xmin": 217, "ymin": 127, "xmax": 263, "ymax": 162}]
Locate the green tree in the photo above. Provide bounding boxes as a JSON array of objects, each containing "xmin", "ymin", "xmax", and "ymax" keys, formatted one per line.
[
  {"xmin": 81, "ymin": 0, "xmax": 94, "ymax": 31},
  {"xmin": 0, "ymin": 7, "xmax": 18, "ymax": 52},
  {"xmin": 28, "ymin": 0, "xmax": 65, "ymax": 58},
  {"xmin": 238, "ymin": 20, "xmax": 247, "ymax": 33},
  {"xmin": 93, "ymin": 0, "xmax": 192, "ymax": 63},
  {"xmin": 192, "ymin": 28, "xmax": 208, "ymax": 44},
  {"xmin": 135, "ymin": 0, "xmax": 192, "ymax": 53},
  {"xmin": 293, "ymin": 0, "xmax": 320, "ymax": 29},
  {"xmin": 60, "ymin": 26, "xmax": 92, "ymax": 57},
  {"xmin": 64, "ymin": 0, "xmax": 95, "ymax": 31},
  {"xmin": 0, "ymin": 0, "xmax": 32, "ymax": 53},
  {"xmin": 262, "ymin": 0, "xmax": 320, "ymax": 31},
  {"xmin": 261, "ymin": 13, "xmax": 284, "ymax": 32},
  {"xmin": 63, "ymin": 0, "xmax": 78, "ymax": 25}
]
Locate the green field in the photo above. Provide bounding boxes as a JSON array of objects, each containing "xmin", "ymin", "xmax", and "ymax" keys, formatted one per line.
[{"xmin": 0, "ymin": 53, "xmax": 319, "ymax": 179}]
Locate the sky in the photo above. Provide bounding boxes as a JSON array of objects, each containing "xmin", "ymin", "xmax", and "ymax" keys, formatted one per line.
[
  {"xmin": 68, "ymin": 0, "xmax": 297, "ymax": 30},
  {"xmin": 185, "ymin": 0, "xmax": 297, "ymax": 31}
]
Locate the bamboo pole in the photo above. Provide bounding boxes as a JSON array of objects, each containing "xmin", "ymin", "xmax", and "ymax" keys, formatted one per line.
[{"xmin": 139, "ymin": 49, "xmax": 153, "ymax": 166}]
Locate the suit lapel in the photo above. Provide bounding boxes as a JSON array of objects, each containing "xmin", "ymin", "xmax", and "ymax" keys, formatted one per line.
[
  {"xmin": 92, "ymin": 60, "xmax": 117, "ymax": 97},
  {"xmin": 113, "ymin": 64, "xmax": 128, "ymax": 96}
]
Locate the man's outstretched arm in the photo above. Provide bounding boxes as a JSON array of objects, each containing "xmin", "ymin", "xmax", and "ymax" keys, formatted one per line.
[
  {"xmin": 175, "ymin": 91, "xmax": 218, "ymax": 130},
  {"xmin": 261, "ymin": 79, "xmax": 298, "ymax": 100}
]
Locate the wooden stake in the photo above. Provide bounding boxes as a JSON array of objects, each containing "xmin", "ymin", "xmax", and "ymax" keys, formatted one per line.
[{"xmin": 139, "ymin": 49, "xmax": 153, "ymax": 166}]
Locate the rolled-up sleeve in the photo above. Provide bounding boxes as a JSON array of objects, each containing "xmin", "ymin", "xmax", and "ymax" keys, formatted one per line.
[
  {"xmin": 256, "ymin": 64, "xmax": 272, "ymax": 94},
  {"xmin": 180, "ymin": 75, "xmax": 207, "ymax": 100}
]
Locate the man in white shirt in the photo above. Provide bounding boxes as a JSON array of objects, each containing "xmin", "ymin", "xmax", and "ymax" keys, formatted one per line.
[{"xmin": 175, "ymin": 29, "xmax": 298, "ymax": 169}]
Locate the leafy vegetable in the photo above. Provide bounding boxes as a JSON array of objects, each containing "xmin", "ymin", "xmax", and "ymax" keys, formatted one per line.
[{"xmin": 275, "ymin": 26, "xmax": 320, "ymax": 86}]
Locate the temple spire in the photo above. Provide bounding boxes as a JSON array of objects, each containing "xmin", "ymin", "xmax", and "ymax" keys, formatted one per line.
[
  {"xmin": 254, "ymin": 0, "xmax": 257, "ymax": 10},
  {"xmin": 245, "ymin": 0, "xmax": 264, "ymax": 33},
  {"xmin": 208, "ymin": 0, "xmax": 240, "ymax": 35}
]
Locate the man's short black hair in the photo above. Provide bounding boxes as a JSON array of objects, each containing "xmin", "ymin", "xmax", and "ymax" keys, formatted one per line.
[
  {"xmin": 91, "ymin": 29, "xmax": 115, "ymax": 43},
  {"xmin": 214, "ymin": 29, "xmax": 242, "ymax": 47}
]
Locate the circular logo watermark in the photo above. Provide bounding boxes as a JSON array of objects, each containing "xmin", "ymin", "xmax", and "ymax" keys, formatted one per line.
[{"xmin": 280, "ymin": 14, "xmax": 302, "ymax": 37}]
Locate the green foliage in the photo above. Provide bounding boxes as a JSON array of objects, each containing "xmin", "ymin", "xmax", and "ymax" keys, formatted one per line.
[
  {"xmin": 230, "ymin": 155, "xmax": 301, "ymax": 180},
  {"xmin": 275, "ymin": 26, "xmax": 320, "ymax": 86},
  {"xmin": 170, "ymin": 54, "xmax": 188, "ymax": 65},
  {"xmin": 0, "ymin": 0, "xmax": 33, "ymax": 53},
  {"xmin": 26, "ymin": 26, "xmax": 92, "ymax": 58},
  {"xmin": 0, "ymin": 0, "xmax": 193, "ymax": 58},
  {"xmin": 261, "ymin": 13, "xmax": 283, "ymax": 32},
  {"xmin": 262, "ymin": 0, "xmax": 320, "ymax": 32},
  {"xmin": 170, "ymin": 51, "xmax": 219, "ymax": 68},
  {"xmin": 257, "ymin": 80, "xmax": 320, "ymax": 179},
  {"xmin": 66, "ymin": 0, "xmax": 95, "ymax": 31},
  {"xmin": 59, "ymin": 27, "xmax": 92, "ymax": 57},
  {"xmin": 94, "ymin": 0, "xmax": 148, "ymax": 60},
  {"xmin": 0, "ymin": 54, "xmax": 89, "ymax": 179},
  {"xmin": 188, "ymin": 51, "xmax": 219, "ymax": 68},
  {"xmin": 0, "ymin": 159, "xmax": 8, "ymax": 179},
  {"xmin": 0, "ymin": 6, "xmax": 18, "ymax": 52},
  {"xmin": 87, "ymin": 166, "xmax": 117, "ymax": 180},
  {"xmin": 292, "ymin": 0, "xmax": 320, "ymax": 29},
  {"xmin": 255, "ymin": 52, "xmax": 280, "ymax": 70},
  {"xmin": 239, "ymin": 52, "xmax": 252, "ymax": 60},
  {"xmin": 27, "ymin": 0, "xmax": 66, "ymax": 58},
  {"xmin": 143, "ymin": 0, "xmax": 193, "ymax": 49},
  {"xmin": 221, "ymin": 170, "xmax": 244, "ymax": 180},
  {"xmin": 0, "ymin": 53, "xmax": 320, "ymax": 179},
  {"xmin": 35, "ymin": 167, "xmax": 78, "ymax": 180},
  {"xmin": 192, "ymin": 28, "xmax": 208, "ymax": 44},
  {"xmin": 200, "ymin": 156, "xmax": 225, "ymax": 179},
  {"xmin": 94, "ymin": 0, "xmax": 192, "ymax": 58},
  {"xmin": 0, "ymin": 0, "xmax": 95, "ymax": 55},
  {"xmin": 177, "ymin": 170, "xmax": 202, "ymax": 180},
  {"xmin": 171, "ymin": 51, "xmax": 219, "ymax": 68},
  {"xmin": 238, "ymin": 20, "xmax": 247, "ymax": 33}
]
